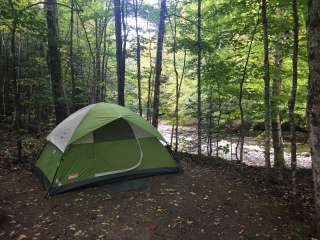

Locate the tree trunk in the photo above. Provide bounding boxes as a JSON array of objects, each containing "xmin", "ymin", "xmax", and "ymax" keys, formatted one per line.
[
  {"xmin": 69, "ymin": 0, "xmax": 76, "ymax": 111},
  {"xmin": 92, "ymin": 18, "xmax": 102, "ymax": 103},
  {"xmin": 261, "ymin": 0, "xmax": 271, "ymax": 168},
  {"xmin": 272, "ymin": 37, "xmax": 285, "ymax": 169},
  {"xmin": 208, "ymin": 85, "xmax": 213, "ymax": 156},
  {"xmin": 197, "ymin": 0, "xmax": 202, "ymax": 156},
  {"xmin": 289, "ymin": 0, "xmax": 299, "ymax": 197},
  {"xmin": 147, "ymin": 69, "xmax": 153, "ymax": 121},
  {"xmin": 45, "ymin": 0, "xmax": 68, "ymax": 124},
  {"xmin": 307, "ymin": 0, "xmax": 320, "ymax": 236},
  {"xmin": 237, "ymin": 18, "xmax": 259, "ymax": 162},
  {"xmin": 169, "ymin": 13, "xmax": 177, "ymax": 149},
  {"xmin": 76, "ymin": 3, "xmax": 95, "ymax": 101},
  {"xmin": 3, "ymin": 36, "xmax": 9, "ymax": 116},
  {"xmin": 174, "ymin": 49, "xmax": 186, "ymax": 152},
  {"xmin": 121, "ymin": 0, "xmax": 128, "ymax": 92},
  {"xmin": 101, "ymin": 23, "xmax": 110, "ymax": 101},
  {"xmin": 216, "ymin": 80, "xmax": 222, "ymax": 159},
  {"xmin": 75, "ymin": 15, "xmax": 85, "ymax": 107},
  {"xmin": 151, "ymin": 0, "xmax": 166, "ymax": 128},
  {"xmin": 9, "ymin": 2, "xmax": 22, "ymax": 162},
  {"xmin": 146, "ymin": 20, "xmax": 153, "ymax": 122},
  {"xmin": 0, "ymin": 32, "xmax": 5, "ymax": 116},
  {"xmin": 168, "ymin": 8, "xmax": 187, "ymax": 153},
  {"xmin": 170, "ymin": 121, "xmax": 174, "ymax": 147},
  {"xmin": 133, "ymin": 0, "xmax": 142, "ymax": 116},
  {"xmin": 113, "ymin": 0, "xmax": 125, "ymax": 106}
]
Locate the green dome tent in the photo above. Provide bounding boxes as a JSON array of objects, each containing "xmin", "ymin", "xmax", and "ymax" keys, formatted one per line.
[{"xmin": 35, "ymin": 103, "xmax": 179, "ymax": 195}]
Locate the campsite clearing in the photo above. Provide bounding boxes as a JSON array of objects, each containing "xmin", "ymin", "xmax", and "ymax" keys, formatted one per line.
[{"xmin": 0, "ymin": 148, "xmax": 314, "ymax": 239}]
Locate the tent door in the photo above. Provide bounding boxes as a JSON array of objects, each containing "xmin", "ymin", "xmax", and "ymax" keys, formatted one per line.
[{"xmin": 92, "ymin": 119, "xmax": 143, "ymax": 177}]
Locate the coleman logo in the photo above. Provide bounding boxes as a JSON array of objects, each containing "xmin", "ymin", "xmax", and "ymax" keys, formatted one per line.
[{"xmin": 68, "ymin": 173, "xmax": 79, "ymax": 180}]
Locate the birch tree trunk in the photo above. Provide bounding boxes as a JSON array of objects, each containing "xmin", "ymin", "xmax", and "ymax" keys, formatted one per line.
[
  {"xmin": 152, "ymin": 0, "xmax": 166, "ymax": 128},
  {"xmin": 307, "ymin": 0, "xmax": 320, "ymax": 236}
]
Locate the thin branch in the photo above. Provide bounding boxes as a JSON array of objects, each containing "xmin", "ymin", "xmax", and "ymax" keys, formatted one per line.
[{"xmin": 74, "ymin": 0, "xmax": 95, "ymax": 61}]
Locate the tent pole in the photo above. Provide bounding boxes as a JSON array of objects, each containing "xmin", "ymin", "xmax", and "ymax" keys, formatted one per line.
[{"xmin": 46, "ymin": 157, "xmax": 64, "ymax": 197}]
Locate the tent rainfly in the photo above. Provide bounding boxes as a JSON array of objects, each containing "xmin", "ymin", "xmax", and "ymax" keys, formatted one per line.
[{"xmin": 35, "ymin": 103, "xmax": 179, "ymax": 195}]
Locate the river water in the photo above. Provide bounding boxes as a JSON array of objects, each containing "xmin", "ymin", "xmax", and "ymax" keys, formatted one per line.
[{"xmin": 158, "ymin": 124, "xmax": 311, "ymax": 169}]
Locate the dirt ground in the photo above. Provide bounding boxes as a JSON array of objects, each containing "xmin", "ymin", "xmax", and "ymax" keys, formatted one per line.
[{"xmin": 0, "ymin": 130, "xmax": 315, "ymax": 240}]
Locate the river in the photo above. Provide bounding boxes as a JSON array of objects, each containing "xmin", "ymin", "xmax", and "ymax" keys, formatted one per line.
[{"xmin": 158, "ymin": 124, "xmax": 311, "ymax": 169}]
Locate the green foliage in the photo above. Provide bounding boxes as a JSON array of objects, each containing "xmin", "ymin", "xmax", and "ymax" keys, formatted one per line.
[{"xmin": 0, "ymin": 0, "xmax": 310, "ymax": 131}]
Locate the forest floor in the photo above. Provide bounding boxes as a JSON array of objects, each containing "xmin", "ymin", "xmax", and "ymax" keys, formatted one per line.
[{"xmin": 0, "ymin": 128, "xmax": 316, "ymax": 240}]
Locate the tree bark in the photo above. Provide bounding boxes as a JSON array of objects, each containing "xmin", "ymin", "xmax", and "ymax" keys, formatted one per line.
[
  {"xmin": 9, "ymin": 1, "xmax": 22, "ymax": 162},
  {"xmin": 0, "ymin": 32, "xmax": 3, "ymax": 116},
  {"xmin": 69, "ymin": 0, "xmax": 76, "ymax": 110},
  {"xmin": 147, "ymin": 68, "xmax": 153, "ymax": 121},
  {"xmin": 261, "ymin": 0, "xmax": 271, "ymax": 168},
  {"xmin": 197, "ymin": 0, "xmax": 202, "ymax": 156},
  {"xmin": 121, "ymin": 0, "xmax": 128, "ymax": 93},
  {"xmin": 208, "ymin": 85, "xmax": 213, "ymax": 156},
  {"xmin": 45, "ymin": 0, "xmax": 68, "ymax": 124},
  {"xmin": 91, "ymin": 19, "xmax": 99, "ymax": 104},
  {"xmin": 133, "ymin": 0, "xmax": 142, "ymax": 116},
  {"xmin": 216, "ymin": 81, "xmax": 222, "ymax": 159},
  {"xmin": 272, "ymin": 37, "xmax": 285, "ymax": 169},
  {"xmin": 307, "ymin": 0, "xmax": 320, "ymax": 236},
  {"xmin": 92, "ymin": 17, "xmax": 103, "ymax": 103},
  {"xmin": 101, "ymin": 15, "xmax": 110, "ymax": 101},
  {"xmin": 151, "ymin": 0, "xmax": 166, "ymax": 128},
  {"xmin": 289, "ymin": 0, "xmax": 299, "ymax": 197},
  {"xmin": 174, "ymin": 49, "xmax": 186, "ymax": 152},
  {"xmin": 113, "ymin": 0, "xmax": 125, "ymax": 106},
  {"xmin": 146, "ymin": 20, "xmax": 153, "ymax": 122},
  {"xmin": 0, "ymin": 32, "xmax": 7, "ymax": 116}
]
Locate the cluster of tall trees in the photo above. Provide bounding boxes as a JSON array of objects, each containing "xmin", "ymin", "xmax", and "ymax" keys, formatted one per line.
[
  {"xmin": 0, "ymin": 0, "xmax": 320, "ymax": 235},
  {"xmin": 261, "ymin": 0, "xmax": 319, "ymax": 232}
]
